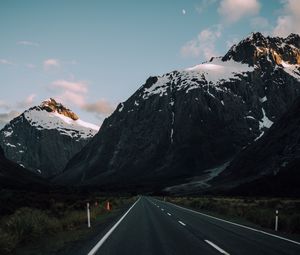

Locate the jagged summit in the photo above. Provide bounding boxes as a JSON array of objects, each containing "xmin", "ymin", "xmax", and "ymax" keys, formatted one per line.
[
  {"xmin": 223, "ymin": 32, "xmax": 300, "ymax": 67},
  {"xmin": 40, "ymin": 98, "xmax": 79, "ymax": 121}
]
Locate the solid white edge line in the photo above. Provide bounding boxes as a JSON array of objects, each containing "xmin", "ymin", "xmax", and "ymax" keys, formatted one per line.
[
  {"xmin": 178, "ymin": 220, "xmax": 186, "ymax": 226},
  {"xmin": 205, "ymin": 240, "xmax": 230, "ymax": 255},
  {"xmin": 159, "ymin": 199, "xmax": 300, "ymax": 246},
  {"xmin": 87, "ymin": 197, "xmax": 141, "ymax": 255}
]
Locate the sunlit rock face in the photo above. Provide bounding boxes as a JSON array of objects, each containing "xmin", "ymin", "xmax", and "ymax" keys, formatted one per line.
[
  {"xmin": 56, "ymin": 33, "xmax": 300, "ymax": 192},
  {"xmin": 0, "ymin": 99, "xmax": 99, "ymax": 178}
]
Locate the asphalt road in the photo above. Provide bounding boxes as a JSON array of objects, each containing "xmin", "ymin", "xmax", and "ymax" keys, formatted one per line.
[{"xmin": 87, "ymin": 196, "xmax": 300, "ymax": 255}]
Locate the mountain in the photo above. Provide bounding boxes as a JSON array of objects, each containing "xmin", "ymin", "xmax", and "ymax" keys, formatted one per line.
[
  {"xmin": 55, "ymin": 32, "xmax": 300, "ymax": 192},
  {"xmin": 0, "ymin": 98, "xmax": 99, "ymax": 178},
  {"xmin": 211, "ymin": 95, "xmax": 300, "ymax": 197},
  {"xmin": 0, "ymin": 146, "xmax": 46, "ymax": 190}
]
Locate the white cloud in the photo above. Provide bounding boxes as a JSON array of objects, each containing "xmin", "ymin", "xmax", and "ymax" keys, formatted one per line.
[
  {"xmin": 218, "ymin": 0, "xmax": 260, "ymax": 24},
  {"xmin": 17, "ymin": 41, "xmax": 39, "ymax": 47},
  {"xmin": 43, "ymin": 59, "xmax": 60, "ymax": 70},
  {"xmin": 181, "ymin": 25, "xmax": 222, "ymax": 60},
  {"xmin": 0, "ymin": 111, "xmax": 20, "ymax": 129},
  {"xmin": 273, "ymin": 0, "xmax": 300, "ymax": 37},
  {"xmin": 0, "ymin": 59, "xmax": 13, "ymax": 65}
]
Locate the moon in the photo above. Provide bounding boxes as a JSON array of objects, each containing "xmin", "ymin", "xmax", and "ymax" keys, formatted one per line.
[{"xmin": 182, "ymin": 9, "xmax": 186, "ymax": 15}]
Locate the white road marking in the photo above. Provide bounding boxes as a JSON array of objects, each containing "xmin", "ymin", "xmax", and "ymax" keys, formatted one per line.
[
  {"xmin": 162, "ymin": 200, "xmax": 300, "ymax": 246},
  {"xmin": 87, "ymin": 197, "xmax": 140, "ymax": 255},
  {"xmin": 167, "ymin": 213, "xmax": 172, "ymax": 216},
  {"xmin": 178, "ymin": 221, "xmax": 186, "ymax": 226},
  {"xmin": 161, "ymin": 208, "xmax": 164, "ymax": 211},
  {"xmin": 205, "ymin": 240, "xmax": 230, "ymax": 255}
]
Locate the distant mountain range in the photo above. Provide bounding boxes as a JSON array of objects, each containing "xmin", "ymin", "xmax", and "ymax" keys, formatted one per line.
[
  {"xmin": 53, "ymin": 32, "xmax": 300, "ymax": 195},
  {"xmin": 0, "ymin": 98, "xmax": 99, "ymax": 178}
]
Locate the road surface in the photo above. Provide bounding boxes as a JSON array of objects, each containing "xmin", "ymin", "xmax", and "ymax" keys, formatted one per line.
[{"xmin": 87, "ymin": 196, "xmax": 300, "ymax": 255}]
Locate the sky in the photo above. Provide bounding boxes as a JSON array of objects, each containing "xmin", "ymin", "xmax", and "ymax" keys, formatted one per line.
[{"xmin": 0, "ymin": 0, "xmax": 299, "ymax": 127}]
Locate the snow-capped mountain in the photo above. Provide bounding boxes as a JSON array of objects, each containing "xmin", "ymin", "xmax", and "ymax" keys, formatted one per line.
[
  {"xmin": 55, "ymin": 33, "xmax": 300, "ymax": 192},
  {"xmin": 0, "ymin": 98, "xmax": 99, "ymax": 177}
]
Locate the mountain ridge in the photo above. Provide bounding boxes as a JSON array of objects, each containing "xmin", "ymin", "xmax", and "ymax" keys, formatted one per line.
[{"xmin": 0, "ymin": 98, "xmax": 99, "ymax": 177}]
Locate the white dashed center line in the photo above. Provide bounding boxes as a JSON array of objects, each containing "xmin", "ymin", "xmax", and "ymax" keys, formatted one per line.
[
  {"xmin": 178, "ymin": 221, "xmax": 186, "ymax": 226},
  {"xmin": 205, "ymin": 240, "xmax": 230, "ymax": 255}
]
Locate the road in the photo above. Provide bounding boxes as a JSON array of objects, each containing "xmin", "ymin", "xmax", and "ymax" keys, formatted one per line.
[{"xmin": 87, "ymin": 196, "xmax": 300, "ymax": 255}]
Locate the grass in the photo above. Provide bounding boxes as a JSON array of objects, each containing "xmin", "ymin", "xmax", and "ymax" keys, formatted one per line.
[
  {"xmin": 165, "ymin": 196, "xmax": 300, "ymax": 234},
  {"xmin": 0, "ymin": 190, "xmax": 135, "ymax": 254}
]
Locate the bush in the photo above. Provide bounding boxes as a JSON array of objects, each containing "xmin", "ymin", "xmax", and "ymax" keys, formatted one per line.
[
  {"xmin": 0, "ymin": 228, "xmax": 16, "ymax": 254},
  {"xmin": 4, "ymin": 207, "xmax": 62, "ymax": 244}
]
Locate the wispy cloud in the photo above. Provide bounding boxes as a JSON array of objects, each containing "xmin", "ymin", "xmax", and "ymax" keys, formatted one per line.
[
  {"xmin": 273, "ymin": 0, "xmax": 300, "ymax": 37},
  {"xmin": 0, "ymin": 59, "xmax": 13, "ymax": 65},
  {"xmin": 0, "ymin": 111, "xmax": 20, "ymax": 129},
  {"xmin": 82, "ymin": 100, "xmax": 115, "ymax": 115},
  {"xmin": 43, "ymin": 59, "xmax": 60, "ymax": 70},
  {"xmin": 17, "ymin": 41, "xmax": 39, "ymax": 47},
  {"xmin": 181, "ymin": 25, "xmax": 222, "ymax": 60},
  {"xmin": 50, "ymin": 79, "xmax": 89, "ymax": 107},
  {"xmin": 49, "ymin": 79, "xmax": 114, "ymax": 120},
  {"xmin": 25, "ymin": 63, "xmax": 36, "ymax": 69},
  {"xmin": 196, "ymin": 0, "xmax": 218, "ymax": 14},
  {"xmin": 0, "ymin": 100, "xmax": 10, "ymax": 110},
  {"xmin": 218, "ymin": 0, "xmax": 260, "ymax": 24},
  {"xmin": 17, "ymin": 94, "xmax": 37, "ymax": 109}
]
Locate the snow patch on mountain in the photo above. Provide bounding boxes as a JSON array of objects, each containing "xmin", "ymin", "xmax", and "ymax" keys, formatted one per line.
[
  {"xmin": 185, "ymin": 58, "xmax": 254, "ymax": 83},
  {"xmin": 24, "ymin": 108, "xmax": 99, "ymax": 139},
  {"xmin": 281, "ymin": 62, "xmax": 300, "ymax": 80},
  {"xmin": 142, "ymin": 58, "xmax": 254, "ymax": 99}
]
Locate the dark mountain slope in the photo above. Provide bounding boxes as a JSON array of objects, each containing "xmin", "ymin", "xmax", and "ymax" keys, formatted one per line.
[
  {"xmin": 213, "ymin": 95, "xmax": 300, "ymax": 196},
  {"xmin": 0, "ymin": 98, "xmax": 99, "ymax": 178},
  {"xmin": 55, "ymin": 33, "xmax": 300, "ymax": 192}
]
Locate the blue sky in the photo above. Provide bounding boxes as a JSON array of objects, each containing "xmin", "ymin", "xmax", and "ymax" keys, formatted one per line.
[{"xmin": 0, "ymin": 0, "xmax": 299, "ymax": 126}]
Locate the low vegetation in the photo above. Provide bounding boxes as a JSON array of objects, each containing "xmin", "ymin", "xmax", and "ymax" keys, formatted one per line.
[
  {"xmin": 0, "ymin": 189, "xmax": 135, "ymax": 254},
  {"xmin": 166, "ymin": 197, "xmax": 300, "ymax": 234}
]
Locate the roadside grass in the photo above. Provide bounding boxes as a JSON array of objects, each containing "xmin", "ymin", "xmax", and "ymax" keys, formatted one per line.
[
  {"xmin": 0, "ymin": 191, "xmax": 135, "ymax": 254},
  {"xmin": 166, "ymin": 197, "xmax": 300, "ymax": 234}
]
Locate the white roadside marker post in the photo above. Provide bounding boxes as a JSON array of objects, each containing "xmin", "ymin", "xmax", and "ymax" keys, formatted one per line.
[
  {"xmin": 87, "ymin": 202, "xmax": 91, "ymax": 228},
  {"xmin": 275, "ymin": 210, "xmax": 279, "ymax": 231}
]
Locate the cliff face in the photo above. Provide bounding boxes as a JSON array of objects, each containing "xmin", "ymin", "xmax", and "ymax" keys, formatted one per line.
[
  {"xmin": 211, "ymin": 95, "xmax": 300, "ymax": 196},
  {"xmin": 56, "ymin": 33, "xmax": 300, "ymax": 192},
  {"xmin": 0, "ymin": 99, "xmax": 99, "ymax": 178}
]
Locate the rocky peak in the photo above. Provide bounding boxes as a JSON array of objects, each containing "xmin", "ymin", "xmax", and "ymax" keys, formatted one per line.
[
  {"xmin": 222, "ymin": 32, "xmax": 300, "ymax": 67},
  {"xmin": 40, "ymin": 98, "xmax": 79, "ymax": 120}
]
